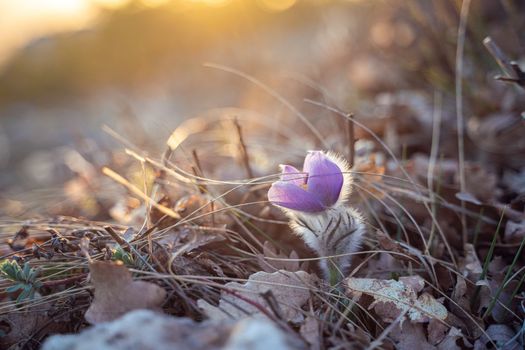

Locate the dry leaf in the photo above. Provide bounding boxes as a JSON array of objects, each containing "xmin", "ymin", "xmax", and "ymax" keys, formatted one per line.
[
  {"xmin": 299, "ymin": 315, "xmax": 320, "ymax": 350},
  {"xmin": 450, "ymin": 276, "xmax": 470, "ymax": 315},
  {"xmin": 504, "ymin": 219, "xmax": 525, "ymax": 243},
  {"xmin": 258, "ymin": 241, "xmax": 306, "ymax": 273},
  {"xmin": 428, "ymin": 318, "xmax": 449, "ymax": 345},
  {"xmin": 366, "ymin": 252, "xmax": 405, "ymax": 280},
  {"xmin": 489, "ymin": 279, "xmax": 518, "ymax": 324},
  {"xmin": 389, "ymin": 322, "xmax": 435, "ymax": 350},
  {"xmin": 354, "ymin": 153, "xmax": 386, "ymax": 199},
  {"xmin": 463, "ymin": 164, "xmax": 499, "ymax": 203},
  {"xmin": 377, "ymin": 230, "xmax": 420, "ymax": 264},
  {"xmin": 409, "ymin": 156, "xmax": 499, "ymax": 203},
  {"xmin": 460, "ymin": 244, "xmax": 483, "ymax": 280},
  {"xmin": 175, "ymin": 194, "xmax": 231, "ymax": 226},
  {"xmin": 502, "ymin": 168, "xmax": 525, "ymax": 196},
  {"xmin": 474, "ymin": 324, "xmax": 521, "ymax": 350},
  {"xmin": 198, "ymin": 270, "xmax": 314, "ymax": 323},
  {"xmin": 160, "ymin": 226, "xmax": 226, "ymax": 256},
  {"xmin": 85, "ymin": 260, "xmax": 166, "ymax": 324},
  {"xmin": 0, "ymin": 301, "xmax": 63, "ymax": 349},
  {"xmin": 437, "ymin": 327, "xmax": 469, "ymax": 350},
  {"xmin": 345, "ymin": 277, "xmax": 448, "ymax": 323},
  {"xmin": 399, "ymin": 276, "xmax": 425, "ymax": 293}
]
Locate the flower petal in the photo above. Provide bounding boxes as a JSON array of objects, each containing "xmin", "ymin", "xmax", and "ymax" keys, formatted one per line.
[
  {"xmin": 303, "ymin": 151, "xmax": 343, "ymax": 207},
  {"xmin": 279, "ymin": 165, "xmax": 307, "ymax": 186},
  {"xmin": 268, "ymin": 181, "xmax": 325, "ymax": 212}
]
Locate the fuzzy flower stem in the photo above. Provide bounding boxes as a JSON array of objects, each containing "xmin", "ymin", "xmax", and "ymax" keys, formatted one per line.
[{"xmin": 268, "ymin": 151, "xmax": 365, "ymax": 285}]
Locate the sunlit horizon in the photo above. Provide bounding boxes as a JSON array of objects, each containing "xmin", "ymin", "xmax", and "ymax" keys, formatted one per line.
[{"xmin": 0, "ymin": 0, "xmax": 294, "ymax": 67}]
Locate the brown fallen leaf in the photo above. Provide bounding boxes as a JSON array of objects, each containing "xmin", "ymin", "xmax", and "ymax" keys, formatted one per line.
[
  {"xmin": 428, "ymin": 318, "xmax": 449, "ymax": 345},
  {"xmin": 258, "ymin": 241, "xmax": 307, "ymax": 273},
  {"xmin": 389, "ymin": 322, "xmax": 435, "ymax": 350},
  {"xmin": 198, "ymin": 270, "xmax": 315, "ymax": 323},
  {"xmin": 460, "ymin": 244, "xmax": 482, "ymax": 280},
  {"xmin": 299, "ymin": 315, "xmax": 321, "ymax": 350},
  {"xmin": 474, "ymin": 324, "xmax": 521, "ymax": 350},
  {"xmin": 437, "ymin": 327, "xmax": 470, "ymax": 350},
  {"xmin": 377, "ymin": 230, "xmax": 420, "ymax": 264},
  {"xmin": 345, "ymin": 276, "xmax": 448, "ymax": 323},
  {"xmin": 85, "ymin": 260, "xmax": 166, "ymax": 324},
  {"xmin": 450, "ymin": 276, "xmax": 470, "ymax": 315},
  {"xmin": 0, "ymin": 301, "xmax": 63, "ymax": 349}
]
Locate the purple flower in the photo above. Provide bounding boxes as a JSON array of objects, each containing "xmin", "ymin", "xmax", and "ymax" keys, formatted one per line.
[{"xmin": 268, "ymin": 151, "xmax": 345, "ymax": 213}]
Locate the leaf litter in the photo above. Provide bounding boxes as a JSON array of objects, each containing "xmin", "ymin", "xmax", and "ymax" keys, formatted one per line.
[{"xmin": 0, "ymin": 1, "xmax": 525, "ymax": 349}]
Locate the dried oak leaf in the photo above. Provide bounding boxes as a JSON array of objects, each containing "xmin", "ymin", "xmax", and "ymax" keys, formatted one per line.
[
  {"xmin": 345, "ymin": 276, "xmax": 448, "ymax": 323},
  {"xmin": 198, "ymin": 270, "xmax": 314, "ymax": 323},
  {"xmin": 85, "ymin": 260, "xmax": 166, "ymax": 324}
]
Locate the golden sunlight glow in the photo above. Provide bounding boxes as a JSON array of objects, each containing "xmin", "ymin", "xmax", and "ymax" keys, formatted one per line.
[
  {"xmin": 190, "ymin": 0, "xmax": 232, "ymax": 7},
  {"xmin": 141, "ymin": 0, "xmax": 171, "ymax": 7},
  {"xmin": 258, "ymin": 0, "xmax": 297, "ymax": 12},
  {"xmin": 91, "ymin": 0, "xmax": 131, "ymax": 9},
  {"xmin": 0, "ymin": 0, "xmax": 94, "ymax": 65},
  {"xmin": 0, "ymin": 0, "xmax": 302, "ymax": 67}
]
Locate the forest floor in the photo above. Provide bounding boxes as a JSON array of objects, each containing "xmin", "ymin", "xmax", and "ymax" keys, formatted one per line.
[{"xmin": 1, "ymin": 1, "xmax": 524, "ymax": 349}]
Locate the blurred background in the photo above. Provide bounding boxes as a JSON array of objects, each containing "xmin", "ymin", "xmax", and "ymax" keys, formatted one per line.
[{"xmin": 0, "ymin": 0, "xmax": 523, "ymax": 218}]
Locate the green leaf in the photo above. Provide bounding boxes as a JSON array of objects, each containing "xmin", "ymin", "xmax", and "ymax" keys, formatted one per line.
[
  {"xmin": 17, "ymin": 288, "xmax": 30, "ymax": 302},
  {"xmin": 23, "ymin": 263, "xmax": 31, "ymax": 279},
  {"xmin": 6, "ymin": 284, "xmax": 23, "ymax": 293}
]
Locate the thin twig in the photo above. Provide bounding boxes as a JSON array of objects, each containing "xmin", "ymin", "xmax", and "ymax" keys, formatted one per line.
[
  {"xmin": 483, "ymin": 36, "xmax": 525, "ymax": 89},
  {"xmin": 427, "ymin": 91, "xmax": 442, "ymax": 251},
  {"xmin": 191, "ymin": 149, "xmax": 207, "ymax": 194},
  {"xmin": 104, "ymin": 226, "xmax": 127, "ymax": 247},
  {"xmin": 103, "ymin": 167, "xmax": 180, "ymax": 219},
  {"xmin": 455, "ymin": 0, "xmax": 471, "ymax": 247},
  {"xmin": 233, "ymin": 117, "xmax": 254, "ymax": 179},
  {"xmin": 204, "ymin": 62, "xmax": 328, "ymax": 148},
  {"xmin": 41, "ymin": 274, "xmax": 87, "ymax": 288}
]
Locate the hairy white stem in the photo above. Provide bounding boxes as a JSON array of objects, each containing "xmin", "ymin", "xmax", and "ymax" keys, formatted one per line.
[{"xmin": 287, "ymin": 206, "xmax": 365, "ymax": 282}]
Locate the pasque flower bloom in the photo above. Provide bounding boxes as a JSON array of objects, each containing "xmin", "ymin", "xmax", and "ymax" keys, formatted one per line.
[
  {"xmin": 267, "ymin": 150, "xmax": 365, "ymax": 285},
  {"xmin": 268, "ymin": 151, "xmax": 350, "ymax": 213}
]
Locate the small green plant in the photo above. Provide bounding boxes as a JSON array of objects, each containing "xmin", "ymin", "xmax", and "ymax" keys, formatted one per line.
[
  {"xmin": 112, "ymin": 246, "xmax": 134, "ymax": 267},
  {"xmin": 0, "ymin": 260, "xmax": 42, "ymax": 303}
]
